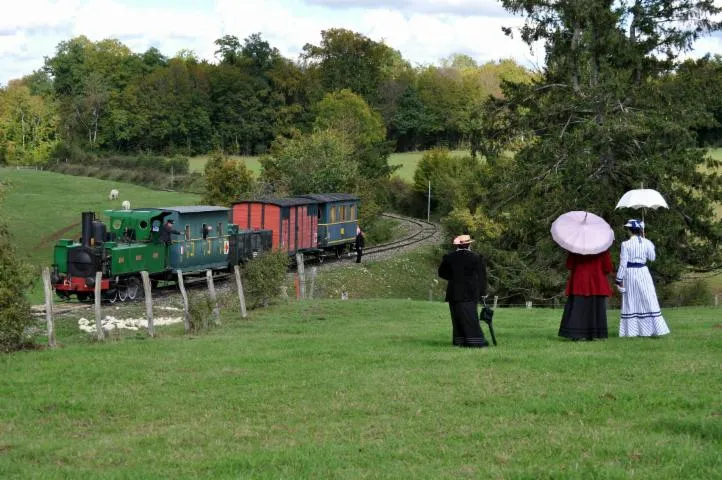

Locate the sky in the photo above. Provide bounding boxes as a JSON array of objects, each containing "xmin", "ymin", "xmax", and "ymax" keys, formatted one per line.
[{"xmin": 2, "ymin": 0, "xmax": 722, "ymax": 86}]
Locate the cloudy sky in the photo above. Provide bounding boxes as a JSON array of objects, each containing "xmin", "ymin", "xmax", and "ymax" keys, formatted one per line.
[{"xmin": 2, "ymin": 0, "xmax": 722, "ymax": 85}]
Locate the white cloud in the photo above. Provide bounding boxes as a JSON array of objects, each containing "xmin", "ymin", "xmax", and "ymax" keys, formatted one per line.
[{"xmin": 1, "ymin": 0, "xmax": 722, "ymax": 85}]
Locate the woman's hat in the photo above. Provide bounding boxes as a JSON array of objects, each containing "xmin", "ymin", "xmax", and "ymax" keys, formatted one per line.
[
  {"xmin": 453, "ymin": 234, "xmax": 474, "ymax": 245},
  {"xmin": 624, "ymin": 219, "xmax": 644, "ymax": 229}
]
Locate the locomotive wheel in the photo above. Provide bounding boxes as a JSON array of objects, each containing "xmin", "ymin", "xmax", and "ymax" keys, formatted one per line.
[
  {"xmin": 127, "ymin": 278, "xmax": 140, "ymax": 300},
  {"xmin": 118, "ymin": 286, "xmax": 128, "ymax": 302},
  {"xmin": 106, "ymin": 290, "xmax": 119, "ymax": 304},
  {"xmin": 318, "ymin": 253, "xmax": 325, "ymax": 264},
  {"xmin": 76, "ymin": 292, "xmax": 91, "ymax": 302},
  {"xmin": 335, "ymin": 246, "xmax": 344, "ymax": 259}
]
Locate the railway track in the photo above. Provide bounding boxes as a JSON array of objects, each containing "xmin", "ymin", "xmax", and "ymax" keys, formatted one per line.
[{"xmin": 33, "ymin": 213, "xmax": 439, "ymax": 313}]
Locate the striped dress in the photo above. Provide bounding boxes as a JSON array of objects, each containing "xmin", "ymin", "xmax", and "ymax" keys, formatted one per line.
[{"xmin": 615, "ymin": 236, "xmax": 670, "ymax": 337}]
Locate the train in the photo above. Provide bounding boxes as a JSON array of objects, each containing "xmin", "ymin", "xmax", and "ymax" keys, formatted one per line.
[{"xmin": 51, "ymin": 194, "xmax": 360, "ymax": 301}]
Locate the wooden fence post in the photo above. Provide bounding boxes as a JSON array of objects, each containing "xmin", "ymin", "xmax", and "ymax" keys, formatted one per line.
[
  {"xmin": 493, "ymin": 296, "xmax": 498, "ymax": 309},
  {"xmin": 233, "ymin": 265, "xmax": 247, "ymax": 318},
  {"xmin": 140, "ymin": 271, "xmax": 154, "ymax": 337},
  {"xmin": 715, "ymin": 294, "xmax": 719, "ymax": 307},
  {"xmin": 295, "ymin": 252, "xmax": 306, "ymax": 300},
  {"xmin": 309, "ymin": 267, "xmax": 317, "ymax": 300},
  {"xmin": 94, "ymin": 271, "xmax": 104, "ymax": 341},
  {"xmin": 525, "ymin": 301, "xmax": 533, "ymax": 309},
  {"xmin": 41, "ymin": 267, "xmax": 56, "ymax": 348},
  {"xmin": 176, "ymin": 270, "xmax": 190, "ymax": 333},
  {"xmin": 206, "ymin": 270, "xmax": 220, "ymax": 325}
]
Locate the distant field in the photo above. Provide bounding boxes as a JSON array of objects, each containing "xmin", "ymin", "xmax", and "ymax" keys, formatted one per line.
[
  {"xmin": 189, "ymin": 150, "xmax": 469, "ymax": 182},
  {"xmin": 189, "ymin": 155, "xmax": 262, "ymax": 174},
  {"xmin": 0, "ymin": 300, "xmax": 719, "ymax": 478}
]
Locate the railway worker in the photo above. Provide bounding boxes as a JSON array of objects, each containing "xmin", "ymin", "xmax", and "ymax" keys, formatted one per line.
[
  {"xmin": 159, "ymin": 219, "xmax": 180, "ymax": 244},
  {"xmin": 437, "ymin": 234, "xmax": 490, "ymax": 348},
  {"xmin": 355, "ymin": 227, "xmax": 365, "ymax": 263},
  {"xmin": 615, "ymin": 219, "xmax": 670, "ymax": 337}
]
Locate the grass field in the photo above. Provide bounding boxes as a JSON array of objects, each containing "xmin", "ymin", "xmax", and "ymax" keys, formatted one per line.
[
  {"xmin": 1, "ymin": 300, "xmax": 719, "ymax": 479},
  {"xmin": 189, "ymin": 150, "xmax": 469, "ymax": 182}
]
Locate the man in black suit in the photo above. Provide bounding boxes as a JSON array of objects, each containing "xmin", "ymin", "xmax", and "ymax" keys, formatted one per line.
[{"xmin": 438, "ymin": 234, "xmax": 489, "ymax": 348}]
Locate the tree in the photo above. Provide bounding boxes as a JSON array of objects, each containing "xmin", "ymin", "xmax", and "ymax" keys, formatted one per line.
[
  {"xmin": 0, "ymin": 182, "xmax": 33, "ymax": 352},
  {"xmin": 260, "ymin": 129, "xmax": 359, "ymax": 196},
  {"xmin": 301, "ymin": 29, "xmax": 400, "ymax": 105},
  {"xmin": 202, "ymin": 151, "xmax": 255, "ymax": 206},
  {"xmin": 470, "ymin": 0, "xmax": 722, "ymax": 303}
]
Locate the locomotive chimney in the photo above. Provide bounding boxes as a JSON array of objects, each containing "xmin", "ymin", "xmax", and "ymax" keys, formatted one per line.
[{"xmin": 81, "ymin": 211, "xmax": 94, "ymax": 247}]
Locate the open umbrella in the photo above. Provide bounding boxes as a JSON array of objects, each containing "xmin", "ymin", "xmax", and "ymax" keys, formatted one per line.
[
  {"xmin": 551, "ymin": 211, "xmax": 614, "ymax": 255},
  {"xmin": 615, "ymin": 189, "xmax": 668, "ymax": 210}
]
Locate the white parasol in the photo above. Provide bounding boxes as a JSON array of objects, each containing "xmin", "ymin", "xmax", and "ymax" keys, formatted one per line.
[
  {"xmin": 615, "ymin": 189, "xmax": 668, "ymax": 210},
  {"xmin": 550, "ymin": 211, "xmax": 615, "ymax": 255}
]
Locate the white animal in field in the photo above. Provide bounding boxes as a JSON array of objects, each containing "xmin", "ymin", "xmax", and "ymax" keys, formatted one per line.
[
  {"xmin": 109, "ymin": 189, "xmax": 119, "ymax": 200},
  {"xmin": 121, "ymin": 200, "xmax": 131, "ymax": 210}
]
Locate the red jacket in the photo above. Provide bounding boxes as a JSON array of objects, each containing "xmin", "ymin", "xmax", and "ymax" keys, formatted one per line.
[{"xmin": 565, "ymin": 251, "xmax": 613, "ymax": 297}]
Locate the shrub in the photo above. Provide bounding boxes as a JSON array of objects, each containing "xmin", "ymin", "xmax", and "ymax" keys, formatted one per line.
[
  {"xmin": 241, "ymin": 251, "xmax": 290, "ymax": 308},
  {"xmin": 187, "ymin": 292, "xmax": 213, "ymax": 332},
  {"xmin": 0, "ymin": 183, "xmax": 34, "ymax": 352},
  {"xmin": 659, "ymin": 279, "xmax": 713, "ymax": 307}
]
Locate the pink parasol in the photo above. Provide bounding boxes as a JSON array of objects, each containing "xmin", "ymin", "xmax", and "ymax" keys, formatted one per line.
[{"xmin": 550, "ymin": 211, "xmax": 614, "ymax": 255}]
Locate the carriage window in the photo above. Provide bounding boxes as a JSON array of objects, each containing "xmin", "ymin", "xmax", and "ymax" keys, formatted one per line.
[
  {"xmin": 330, "ymin": 207, "xmax": 336, "ymax": 223},
  {"xmin": 341, "ymin": 206, "xmax": 346, "ymax": 221},
  {"xmin": 202, "ymin": 223, "xmax": 208, "ymax": 239},
  {"xmin": 218, "ymin": 222, "xmax": 223, "ymax": 237},
  {"xmin": 184, "ymin": 225, "xmax": 191, "ymax": 241},
  {"xmin": 350, "ymin": 205, "xmax": 356, "ymax": 220}
]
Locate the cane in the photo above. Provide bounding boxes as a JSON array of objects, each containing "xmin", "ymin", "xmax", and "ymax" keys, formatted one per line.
[{"xmin": 480, "ymin": 296, "xmax": 497, "ymax": 346}]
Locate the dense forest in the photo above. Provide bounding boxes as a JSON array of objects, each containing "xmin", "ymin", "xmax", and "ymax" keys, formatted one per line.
[{"xmin": 0, "ymin": 29, "xmax": 535, "ymax": 164}]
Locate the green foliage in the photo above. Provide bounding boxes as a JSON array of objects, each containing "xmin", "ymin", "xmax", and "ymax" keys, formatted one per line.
[
  {"xmin": 241, "ymin": 251, "xmax": 289, "ymax": 308},
  {"xmin": 660, "ymin": 279, "xmax": 714, "ymax": 307},
  {"xmin": 313, "ymin": 89, "xmax": 385, "ymax": 146},
  {"xmin": 201, "ymin": 150, "xmax": 255, "ymax": 206},
  {"xmin": 0, "ymin": 182, "xmax": 34, "ymax": 352},
  {"xmin": 187, "ymin": 292, "xmax": 213, "ymax": 332},
  {"xmin": 462, "ymin": 0, "xmax": 722, "ymax": 303},
  {"xmin": 260, "ymin": 130, "xmax": 359, "ymax": 195}
]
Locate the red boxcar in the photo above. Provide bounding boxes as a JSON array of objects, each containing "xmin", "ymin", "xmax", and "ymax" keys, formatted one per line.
[{"xmin": 231, "ymin": 198, "xmax": 319, "ymax": 254}]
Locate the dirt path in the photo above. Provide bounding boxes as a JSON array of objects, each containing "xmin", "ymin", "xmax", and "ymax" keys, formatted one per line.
[{"xmin": 33, "ymin": 222, "xmax": 80, "ymax": 251}]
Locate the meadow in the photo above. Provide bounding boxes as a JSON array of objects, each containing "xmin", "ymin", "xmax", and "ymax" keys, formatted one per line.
[
  {"xmin": 188, "ymin": 150, "xmax": 469, "ymax": 182},
  {"xmin": 0, "ymin": 300, "xmax": 719, "ymax": 479}
]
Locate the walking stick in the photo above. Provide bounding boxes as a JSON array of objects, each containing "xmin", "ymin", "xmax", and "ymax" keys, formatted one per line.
[{"xmin": 480, "ymin": 296, "xmax": 497, "ymax": 346}]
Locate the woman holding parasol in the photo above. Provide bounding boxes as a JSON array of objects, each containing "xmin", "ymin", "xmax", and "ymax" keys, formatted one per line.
[{"xmin": 551, "ymin": 211, "xmax": 615, "ymax": 340}]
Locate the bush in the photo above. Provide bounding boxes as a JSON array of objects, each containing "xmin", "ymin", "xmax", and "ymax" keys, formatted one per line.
[
  {"xmin": 0, "ymin": 183, "xmax": 34, "ymax": 352},
  {"xmin": 187, "ymin": 292, "xmax": 213, "ymax": 332},
  {"xmin": 241, "ymin": 251, "xmax": 290, "ymax": 308},
  {"xmin": 659, "ymin": 279, "xmax": 713, "ymax": 307}
]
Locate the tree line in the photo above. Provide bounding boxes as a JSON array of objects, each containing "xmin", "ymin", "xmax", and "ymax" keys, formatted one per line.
[{"xmin": 0, "ymin": 29, "xmax": 536, "ymax": 165}]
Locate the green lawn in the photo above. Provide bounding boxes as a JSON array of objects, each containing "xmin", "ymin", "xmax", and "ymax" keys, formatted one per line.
[{"xmin": 1, "ymin": 300, "xmax": 719, "ymax": 479}]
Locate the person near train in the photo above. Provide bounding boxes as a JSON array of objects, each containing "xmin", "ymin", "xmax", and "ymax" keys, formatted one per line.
[
  {"xmin": 159, "ymin": 219, "xmax": 180, "ymax": 244},
  {"xmin": 437, "ymin": 234, "xmax": 490, "ymax": 348},
  {"xmin": 355, "ymin": 227, "xmax": 365, "ymax": 263},
  {"xmin": 615, "ymin": 219, "xmax": 670, "ymax": 337}
]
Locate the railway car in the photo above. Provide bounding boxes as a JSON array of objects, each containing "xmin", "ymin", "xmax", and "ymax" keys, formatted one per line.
[
  {"xmin": 230, "ymin": 197, "xmax": 319, "ymax": 254},
  {"xmin": 52, "ymin": 206, "xmax": 271, "ymax": 302},
  {"xmin": 296, "ymin": 193, "xmax": 360, "ymax": 259}
]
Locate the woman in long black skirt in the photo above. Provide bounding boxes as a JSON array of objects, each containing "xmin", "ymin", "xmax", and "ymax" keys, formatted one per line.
[{"xmin": 559, "ymin": 250, "xmax": 613, "ymax": 340}]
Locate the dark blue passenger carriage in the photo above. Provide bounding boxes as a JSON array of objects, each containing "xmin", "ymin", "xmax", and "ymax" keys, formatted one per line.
[{"xmin": 297, "ymin": 193, "xmax": 360, "ymax": 258}]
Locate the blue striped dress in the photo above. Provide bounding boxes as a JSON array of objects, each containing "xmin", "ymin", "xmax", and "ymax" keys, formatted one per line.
[{"xmin": 615, "ymin": 236, "xmax": 670, "ymax": 337}]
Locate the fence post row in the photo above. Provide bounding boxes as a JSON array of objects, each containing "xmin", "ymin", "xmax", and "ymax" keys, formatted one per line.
[
  {"xmin": 94, "ymin": 271, "xmax": 105, "ymax": 341},
  {"xmin": 309, "ymin": 267, "xmax": 317, "ymax": 300},
  {"xmin": 176, "ymin": 270, "xmax": 190, "ymax": 333},
  {"xmin": 140, "ymin": 271, "xmax": 154, "ymax": 337},
  {"xmin": 41, "ymin": 267, "xmax": 56, "ymax": 348}
]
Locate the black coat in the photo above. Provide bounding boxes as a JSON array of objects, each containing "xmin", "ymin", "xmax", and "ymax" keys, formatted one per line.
[
  {"xmin": 355, "ymin": 232, "xmax": 365, "ymax": 249},
  {"xmin": 159, "ymin": 223, "xmax": 180, "ymax": 243},
  {"xmin": 438, "ymin": 248, "xmax": 487, "ymax": 303}
]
